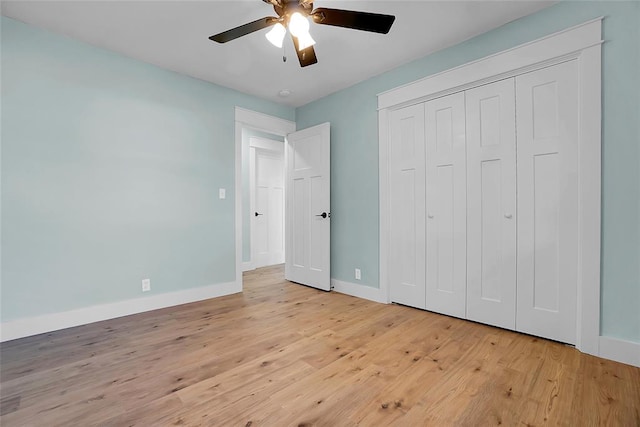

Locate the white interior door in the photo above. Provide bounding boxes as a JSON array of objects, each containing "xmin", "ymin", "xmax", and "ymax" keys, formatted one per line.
[
  {"xmin": 250, "ymin": 137, "xmax": 285, "ymax": 269},
  {"xmin": 389, "ymin": 104, "xmax": 426, "ymax": 309},
  {"xmin": 516, "ymin": 60, "xmax": 579, "ymax": 344},
  {"xmin": 285, "ymin": 122, "xmax": 331, "ymax": 291},
  {"xmin": 465, "ymin": 79, "xmax": 517, "ymax": 330},
  {"xmin": 424, "ymin": 92, "xmax": 467, "ymax": 318}
]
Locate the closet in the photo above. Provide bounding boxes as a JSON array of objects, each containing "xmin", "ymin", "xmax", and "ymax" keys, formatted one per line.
[{"xmin": 388, "ymin": 60, "xmax": 579, "ymax": 344}]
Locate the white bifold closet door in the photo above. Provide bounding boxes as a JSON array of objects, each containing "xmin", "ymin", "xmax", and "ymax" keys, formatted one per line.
[
  {"xmin": 386, "ymin": 60, "xmax": 580, "ymax": 345},
  {"xmin": 465, "ymin": 79, "xmax": 517, "ymax": 330},
  {"xmin": 515, "ymin": 60, "xmax": 579, "ymax": 344},
  {"xmin": 424, "ymin": 92, "xmax": 467, "ymax": 318},
  {"xmin": 389, "ymin": 104, "xmax": 426, "ymax": 309}
]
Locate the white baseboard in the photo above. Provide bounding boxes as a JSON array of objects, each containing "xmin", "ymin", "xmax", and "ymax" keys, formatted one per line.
[
  {"xmin": 242, "ymin": 261, "xmax": 255, "ymax": 272},
  {"xmin": 0, "ymin": 281, "xmax": 241, "ymax": 343},
  {"xmin": 331, "ymin": 279, "xmax": 388, "ymax": 304},
  {"xmin": 598, "ymin": 336, "xmax": 640, "ymax": 368},
  {"xmin": 4, "ymin": 278, "xmax": 637, "ymax": 368}
]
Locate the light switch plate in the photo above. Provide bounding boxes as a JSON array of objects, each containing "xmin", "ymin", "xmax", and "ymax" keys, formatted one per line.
[{"xmin": 219, "ymin": 188, "xmax": 226, "ymax": 199}]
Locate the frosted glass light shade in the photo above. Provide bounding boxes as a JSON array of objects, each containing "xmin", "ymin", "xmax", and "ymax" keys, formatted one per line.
[
  {"xmin": 265, "ymin": 23, "xmax": 286, "ymax": 48},
  {"xmin": 288, "ymin": 12, "xmax": 309, "ymax": 38},
  {"xmin": 297, "ymin": 32, "xmax": 316, "ymax": 51}
]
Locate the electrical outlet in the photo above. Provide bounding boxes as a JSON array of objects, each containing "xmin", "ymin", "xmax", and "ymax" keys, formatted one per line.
[
  {"xmin": 142, "ymin": 278, "xmax": 151, "ymax": 292},
  {"xmin": 219, "ymin": 188, "xmax": 226, "ymax": 199},
  {"xmin": 355, "ymin": 268, "xmax": 361, "ymax": 280}
]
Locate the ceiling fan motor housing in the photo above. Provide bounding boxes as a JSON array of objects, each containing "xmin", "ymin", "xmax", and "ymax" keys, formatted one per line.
[{"xmin": 271, "ymin": 0, "xmax": 314, "ymax": 26}]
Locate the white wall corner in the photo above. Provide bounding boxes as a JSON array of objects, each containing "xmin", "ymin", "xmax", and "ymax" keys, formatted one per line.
[
  {"xmin": 331, "ymin": 279, "xmax": 388, "ymax": 304},
  {"xmin": 242, "ymin": 261, "xmax": 255, "ymax": 272},
  {"xmin": 0, "ymin": 281, "xmax": 241, "ymax": 343},
  {"xmin": 598, "ymin": 336, "xmax": 640, "ymax": 368}
]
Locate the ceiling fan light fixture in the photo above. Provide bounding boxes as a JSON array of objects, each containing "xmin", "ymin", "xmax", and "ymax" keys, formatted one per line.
[
  {"xmin": 288, "ymin": 12, "xmax": 310, "ymax": 38},
  {"xmin": 209, "ymin": 2, "xmax": 396, "ymax": 68},
  {"xmin": 265, "ymin": 22, "xmax": 286, "ymax": 48}
]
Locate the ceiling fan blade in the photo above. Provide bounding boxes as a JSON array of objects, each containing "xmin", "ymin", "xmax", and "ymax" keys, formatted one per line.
[
  {"xmin": 292, "ymin": 35, "xmax": 318, "ymax": 67},
  {"xmin": 209, "ymin": 17, "xmax": 278, "ymax": 43},
  {"xmin": 311, "ymin": 8, "xmax": 395, "ymax": 34}
]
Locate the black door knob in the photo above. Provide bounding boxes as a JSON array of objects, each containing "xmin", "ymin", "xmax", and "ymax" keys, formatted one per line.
[
  {"xmin": 315, "ymin": 212, "xmax": 328, "ymax": 219},
  {"xmin": 255, "ymin": 212, "xmax": 263, "ymax": 217}
]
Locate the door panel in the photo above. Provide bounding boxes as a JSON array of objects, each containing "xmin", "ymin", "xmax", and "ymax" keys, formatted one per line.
[
  {"xmin": 425, "ymin": 92, "xmax": 466, "ymax": 318},
  {"xmin": 255, "ymin": 185, "xmax": 268, "ymax": 253},
  {"xmin": 532, "ymin": 154, "xmax": 560, "ymax": 310},
  {"xmin": 389, "ymin": 104, "xmax": 426, "ymax": 308},
  {"xmin": 516, "ymin": 60, "xmax": 579, "ymax": 344},
  {"xmin": 285, "ymin": 123, "xmax": 331, "ymax": 291},
  {"xmin": 270, "ymin": 186, "xmax": 284, "ymax": 262},
  {"xmin": 435, "ymin": 164, "xmax": 454, "ymax": 292},
  {"xmin": 309, "ymin": 175, "xmax": 325, "ymax": 271},
  {"xmin": 466, "ymin": 79, "xmax": 517, "ymax": 330},
  {"xmin": 292, "ymin": 178, "xmax": 306, "ymax": 268}
]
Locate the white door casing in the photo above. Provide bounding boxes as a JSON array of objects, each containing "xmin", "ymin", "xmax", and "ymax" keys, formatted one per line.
[
  {"xmin": 250, "ymin": 137, "xmax": 285, "ymax": 269},
  {"xmin": 465, "ymin": 79, "xmax": 517, "ymax": 330},
  {"xmin": 379, "ymin": 19, "xmax": 602, "ymax": 356},
  {"xmin": 285, "ymin": 122, "xmax": 331, "ymax": 291},
  {"xmin": 424, "ymin": 92, "xmax": 467, "ymax": 318},
  {"xmin": 515, "ymin": 60, "xmax": 580, "ymax": 344},
  {"xmin": 389, "ymin": 104, "xmax": 426, "ymax": 308},
  {"xmin": 235, "ymin": 107, "xmax": 296, "ymax": 288}
]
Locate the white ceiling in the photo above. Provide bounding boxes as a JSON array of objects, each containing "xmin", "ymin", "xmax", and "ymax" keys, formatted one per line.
[{"xmin": 1, "ymin": 0, "xmax": 555, "ymax": 107}]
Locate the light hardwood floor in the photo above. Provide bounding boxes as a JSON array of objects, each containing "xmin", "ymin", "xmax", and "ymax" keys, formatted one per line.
[{"xmin": 1, "ymin": 265, "xmax": 639, "ymax": 426}]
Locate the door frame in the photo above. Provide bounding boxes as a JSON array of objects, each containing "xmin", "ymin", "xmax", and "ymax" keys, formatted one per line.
[
  {"xmin": 235, "ymin": 107, "xmax": 296, "ymax": 288},
  {"xmin": 378, "ymin": 19, "xmax": 602, "ymax": 355}
]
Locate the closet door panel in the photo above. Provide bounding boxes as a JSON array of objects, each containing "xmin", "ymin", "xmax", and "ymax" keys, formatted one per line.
[
  {"xmin": 425, "ymin": 92, "xmax": 467, "ymax": 318},
  {"xmin": 516, "ymin": 60, "xmax": 579, "ymax": 344},
  {"xmin": 389, "ymin": 104, "xmax": 426, "ymax": 309},
  {"xmin": 466, "ymin": 79, "xmax": 517, "ymax": 330}
]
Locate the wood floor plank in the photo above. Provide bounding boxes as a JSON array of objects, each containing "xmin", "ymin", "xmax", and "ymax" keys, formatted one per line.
[{"xmin": 1, "ymin": 264, "xmax": 639, "ymax": 426}]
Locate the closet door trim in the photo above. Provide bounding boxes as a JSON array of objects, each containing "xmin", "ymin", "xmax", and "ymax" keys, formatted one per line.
[
  {"xmin": 378, "ymin": 18, "xmax": 602, "ymax": 111},
  {"xmin": 379, "ymin": 18, "xmax": 602, "ymax": 356}
]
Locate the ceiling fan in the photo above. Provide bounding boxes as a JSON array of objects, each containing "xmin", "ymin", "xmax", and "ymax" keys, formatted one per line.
[{"xmin": 209, "ymin": 0, "xmax": 396, "ymax": 67}]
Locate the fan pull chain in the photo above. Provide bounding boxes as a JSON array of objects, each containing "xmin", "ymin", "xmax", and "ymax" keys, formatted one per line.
[{"xmin": 283, "ymin": 41, "xmax": 287, "ymax": 62}]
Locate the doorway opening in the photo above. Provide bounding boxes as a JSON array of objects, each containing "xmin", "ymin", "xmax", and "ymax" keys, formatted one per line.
[
  {"xmin": 234, "ymin": 108, "xmax": 331, "ymax": 293},
  {"xmin": 242, "ymin": 130, "xmax": 285, "ymax": 271},
  {"xmin": 234, "ymin": 107, "xmax": 296, "ymax": 289}
]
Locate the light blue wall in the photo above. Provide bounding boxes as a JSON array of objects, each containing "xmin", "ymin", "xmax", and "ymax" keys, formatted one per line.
[
  {"xmin": 241, "ymin": 128, "xmax": 284, "ymax": 263},
  {"xmin": 3, "ymin": 2, "xmax": 638, "ymax": 344},
  {"xmin": 0, "ymin": 17, "xmax": 294, "ymax": 322},
  {"xmin": 296, "ymin": 2, "xmax": 640, "ymax": 343}
]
